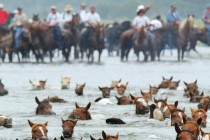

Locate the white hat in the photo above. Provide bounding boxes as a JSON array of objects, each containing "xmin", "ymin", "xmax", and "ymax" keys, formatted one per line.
[
  {"xmin": 136, "ymin": 5, "xmax": 145, "ymax": 13},
  {"xmin": 0, "ymin": 3, "xmax": 4, "ymax": 8},
  {"xmin": 51, "ymin": 5, "xmax": 57, "ymax": 9},
  {"xmin": 13, "ymin": 10, "xmax": 18, "ymax": 14}
]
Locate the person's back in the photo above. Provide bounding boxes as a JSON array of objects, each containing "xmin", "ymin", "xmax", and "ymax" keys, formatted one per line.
[{"xmin": 0, "ymin": 4, "xmax": 8, "ymax": 26}]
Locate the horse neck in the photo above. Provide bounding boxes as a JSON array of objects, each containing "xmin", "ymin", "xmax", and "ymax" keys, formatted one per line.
[
  {"xmin": 180, "ymin": 20, "xmax": 192, "ymax": 38},
  {"xmin": 137, "ymin": 28, "xmax": 147, "ymax": 42}
]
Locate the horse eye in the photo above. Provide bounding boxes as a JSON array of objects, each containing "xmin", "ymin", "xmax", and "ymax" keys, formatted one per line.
[{"xmin": 46, "ymin": 129, "xmax": 48, "ymax": 132}]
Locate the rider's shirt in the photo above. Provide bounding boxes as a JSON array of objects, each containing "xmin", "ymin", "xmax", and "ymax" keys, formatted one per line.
[
  {"xmin": 46, "ymin": 13, "xmax": 61, "ymax": 26},
  {"xmin": 150, "ymin": 19, "xmax": 162, "ymax": 31},
  {"xmin": 61, "ymin": 12, "xmax": 73, "ymax": 23},
  {"xmin": 86, "ymin": 12, "xmax": 101, "ymax": 25},
  {"xmin": 166, "ymin": 11, "xmax": 180, "ymax": 23},
  {"xmin": 202, "ymin": 10, "xmax": 210, "ymax": 25},
  {"xmin": 132, "ymin": 15, "xmax": 150, "ymax": 28},
  {"xmin": 0, "ymin": 10, "xmax": 8, "ymax": 25},
  {"xmin": 80, "ymin": 10, "xmax": 87, "ymax": 22},
  {"xmin": 14, "ymin": 13, "xmax": 27, "ymax": 26}
]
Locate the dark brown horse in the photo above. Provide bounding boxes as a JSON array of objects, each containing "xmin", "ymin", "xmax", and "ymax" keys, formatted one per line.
[
  {"xmin": 69, "ymin": 102, "xmax": 91, "ymax": 120},
  {"xmin": 99, "ymin": 86, "xmax": 114, "ymax": 98},
  {"xmin": 35, "ymin": 96, "xmax": 56, "ymax": 115},
  {"xmin": 75, "ymin": 83, "xmax": 85, "ymax": 96},
  {"xmin": 0, "ymin": 79, "xmax": 8, "ymax": 96},
  {"xmin": 61, "ymin": 118, "xmax": 77, "ymax": 138},
  {"xmin": 28, "ymin": 120, "xmax": 48, "ymax": 140},
  {"xmin": 115, "ymin": 96, "xmax": 134, "ymax": 105},
  {"xmin": 158, "ymin": 76, "xmax": 173, "ymax": 88}
]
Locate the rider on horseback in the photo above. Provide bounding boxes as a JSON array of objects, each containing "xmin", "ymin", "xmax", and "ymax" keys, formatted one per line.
[
  {"xmin": 46, "ymin": 6, "xmax": 62, "ymax": 49},
  {"xmin": 202, "ymin": 3, "xmax": 210, "ymax": 45},
  {"xmin": 13, "ymin": 7, "xmax": 27, "ymax": 49},
  {"xmin": 61, "ymin": 4, "xmax": 73, "ymax": 29},
  {"xmin": 79, "ymin": 3, "xmax": 88, "ymax": 26},
  {"xmin": 0, "ymin": 4, "xmax": 9, "ymax": 28}
]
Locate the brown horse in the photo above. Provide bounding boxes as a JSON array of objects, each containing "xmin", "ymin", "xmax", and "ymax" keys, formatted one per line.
[
  {"xmin": 198, "ymin": 96, "xmax": 210, "ymax": 109},
  {"xmin": 115, "ymin": 96, "xmax": 133, "ymax": 105},
  {"xmin": 175, "ymin": 122, "xmax": 197, "ymax": 140},
  {"xmin": 158, "ymin": 76, "xmax": 173, "ymax": 88},
  {"xmin": 0, "ymin": 79, "xmax": 8, "ymax": 96},
  {"xmin": 69, "ymin": 102, "xmax": 91, "ymax": 120},
  {"xmin": 189, "ymin": 91, "xmax": 203, "ymax": 103},
  {"xmin": 184, "ymin": 80, "xmax": 199, "ymax": 95},
  {"xmin": 162, "ymin": 101, "xmax": 179, "ymax": 119},
  {"xmin": 61, "ymin": 118, "xmax": 77, "ymax": 139},
  {"xmin": 99, "ymin": 86, "xmax": 114, "ymax": 98},
  {"xmin": 177, "ymin": 15, "xmax": 194, "ymax": 61},
  {"xmin": 102, "ymin": 131, "xmax": 119, "ymax": 140},
  {"xmin": 28, "ymin": 120, "xmax": 48, "ymax": 140},
  {"xmin": 35, "ymin": 96, "xmax": 56, "ymax": 115},
  {"xmin": 191, "ymin": 107, "xmax": 208, "ymax": 128},
  {"xmin": 44, "ymin": 96, "xmax": 67, "ymax": 103},
  {"xmin": 149, "ymin": 85, "xmax": 159, "ymax": 94},
  {"xmin": 134, "ymin": 26, "xmax": 155, "ymax": 61},
  {"xmin": 141, "ymin": 90, "xmax": 152, "ymax": 101},
  {"xmin": 135, "ymin": 97, "xmax": 150, "ymax": 115},
  {"xmin": 75, "ymin": 83, "xmax": 85, "ymax": 96},
  {"xmin": 116, "ymin": 82, "xmax": 128, "ymax": 95},
  {"xmin": 0, "ymin": 115, "xmax": 12, "ymax": 128},
  {"xmin": 170, "ymin": 108, "xmax": 187, "ymax": 126}
]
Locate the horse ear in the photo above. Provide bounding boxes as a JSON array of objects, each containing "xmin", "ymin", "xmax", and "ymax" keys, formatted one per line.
[
  {"xmin": 190, "ymin": 108, "xmax": 195, "ymax": 115},
  {"xmin": 154, "ymin": 97, "xmax": 158, "ymax": 103},
  {"xmin": 98, "ymin": 86, "xmax": 102, "ymax": 91},
  {"xmin": 130, "ymin": 94, "xmax": 135, "ymax": 100},
  {"xmin": 61, "ymin": 118, "xmax": 65, "ymax": 124},
  {"xmin": 28, "ymin": 120, "xmax": 34, "ymax": 127},
  {"xmin": 141, "ymin": 90, "xmax": 144, "ymax": 96},
  {"xmin": 61, "ymin": 136, "xmax": 65, "ymax": 140},
  {"xmin": 115, "ymin": 132, "xmax": 119, "ymax": 139},
  {"xmin": 86, "ymin": 102, "xmax": 91, "ymax": 110},
  {"xmin": 194, "ymin": 79, "xmax": 197, "ymax": 84},
  {"xmin": 102, "ymin": 131, "xmax": 107, "ymax": 139},
  {"xmin": 75, "ymin": 102, "xmax": 79, "ymax": 108},
  {"xmin": 184, "ymin": 81, "xmax": 188, "ymax": 86},
  {"xmin": 83, "ymin": 83, "xmax": 86, "ymax": 87},
  {"xmin": 197, "ymin": 118, "xmax": 202, "ymax": 125},
  {"xmin": 175, "ymin": 123, "xmax": 181, "ymax": 134},
  {"xmin": 115, "ymin": 96, "xmax": 120, "ymax": 101},
  {"xmin": 170, "ymin": 76, "xmax": 173, "ymax": 81},
  {"xmin": 149, "ymin": 85, "xmax": 152, "ymax": 88},
  {"xmin": 90, "ymin": 135, "xmax": 96, "ymax": 140},
  {"xmin": 200, "ymin": 92, "xmax": 204, "ymax": 96},
  {"xmin": 35, "ymin": 96, "xmax": 40, "ymax": 105},
  {"xmin": 44, "ymin": 121, "xmax": 48, "ymax": 126},
  {"xmin": 72, "ymin": 120, "xmax": 78, "ymax": 125},
  {"xmin": 164, "ymin": 97, "xmax": 168, "ymax": 103},
  {"xmin": 183, "ymin": 115, "xmax": 187, "ymax": 124},
  {"xmin": 174, "ymin": 101, "xmax": 178, "ymax": 107},
  {"xmin": 162, "ymin": 76, "xmax": 165, "ymax": 80}
]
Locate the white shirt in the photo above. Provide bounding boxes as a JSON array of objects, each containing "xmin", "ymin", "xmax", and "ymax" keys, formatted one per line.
[
  {"xmin": 46, "ymin": 13, "xmax": 61, "ymax": 25},
  {"xmin": 86, "ymin": 12, "xmax": 101, "ymax": 25},
  {"xmin": 61, "ymin": 12, "xmax": 73, "ymax": 23},
  {"xmin": 80, "ymin": 10, "xmax": 87, "ymax": 22},
  {"xmin": 132, "ymin": 15, "xmax": 150, "ymax": 28},
  {"xmin": 150, "ymin": 19, "xmax": 162, "ymax": 31}
]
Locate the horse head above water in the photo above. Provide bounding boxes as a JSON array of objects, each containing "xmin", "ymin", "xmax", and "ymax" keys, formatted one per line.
[
  {"xmin": 99, "ymin": 86, "xmax": 114, "ymax": 98},
  {"xmin": 29, "ymin": 79, "xmax": 47, "ymax": 90},
  {"xmin": 116, "ymin": 82, "xmax": 128, "ymax": 95},
  {"xmin": 61, "ymin": 76, "xmax": 71, "ymax": 89},
  {"xmin": 0, "ymin": 79, "xmax": 8, "ymax": 96},
  {"xmin": 35, "ymin": 96, "xmax": 56, "ymax": 115},
  {"xmin": 0, "ymin": 115, "xmax": 12, "ymax": 128},
  {"xmin": 75, "ymin": 83, "xmax": 85, "ymax": 96},
  {"xmin": 158, "ymin": 76, "xmax": 173, "ymax": 88},
  {"xmin": 28, "ymin": 120, "xmax": 48, "ymax": 140},
  {"xmin": 61, "ymin": 118, "xmax": 77, "ymax": 138},
  {"xmin": 115, "ymin": 96, "xmax": 133, "ymax": 105},
  {"xmin": 69, "ymin": 102, "xmax": 91, "ymax": 120},
  {"xmin": 191, "ymin": 107, "xmax": 208, "ymax": 128}
]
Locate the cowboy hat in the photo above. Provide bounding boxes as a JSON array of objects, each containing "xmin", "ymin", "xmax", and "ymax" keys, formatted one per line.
[
  {"xmin": 65, "ymin": 4, "xmax": 72, "ymax": 11},
  {"xmin": 0, "ymin": 3, "xmax": 4, "ymax": 8},
  {"xmin": 136, "ymin": 5, "xmax": 145, "ymax": 13},
  {"xmin": 51, "ymin": 5, "xmax": 57, "ymax": 10}
]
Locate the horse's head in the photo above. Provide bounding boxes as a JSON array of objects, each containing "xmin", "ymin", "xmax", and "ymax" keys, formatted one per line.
[
  {"xmin": 69, "ymin": 102, "xmax": 91, "ymax": 120},
  {"xmin": 162, "ymin": 101, "xmax": 179, "ymax": 119},
  {"xmin": 189, "ymin": 92, "xmax": 203, "ymax": 103},
  {"xmin": 32, "ymin": 14, "xmax": 40, "ymax": 22},
  {"xmin": 99, "ymin": 86, "xmax": 114, "ymax": 98},
  {"xmin": 116, "ymin": 82, "xmax": 128, "ymax": 95},
  {"xmin": 154, "ymin": 97, "xmax": 168, "ymax": 110},
  {"xmin": 141, "ymin": 90, "xmax": 152, "ymax": 102},
  {"xmin": 158, "ymin": 76, "xmax": 173, "ymax": 88},
  {"xmin": 102, "ymin": 131, "xmax": 119, "ymax": 140},
  {"xmin": 149, "ymin": 85, "xmax": 159, "ymax": 94},
  {"xmin": 175, "ymin": 123, "xmax": 197, "ymax": 140},
  {"xmin": 28, "ymin": 120, "xmax": 48, "ymax": 140},
  {"xmin": 170, "ymin": 108, "xmax": 186, "ymax": 126},
  {"xmin": 29, "ymin": 79, "xmax": 46, "ymax": 90},
  {"xmin": 35, "ymin": 97, "xmax": 56, "ymax": 115},
  {"xmin": 0, "ymin": 79, "xmax": 8, "ymax": 96},
  {"xmin": 62, "ymin": 118, "xmax": 77, "ymax": 138},
  {"xmin": 198, "ymin": 96, "xmax": 210, "ymax": 109},
  {"xmin": 135, "ymin": 97, "xmax": 149, "ymax": 115},
  {"xmin": 75, "ymin": 83, "xmax": 85, "ymax": 96},
  {"xmin": 169, "ymin": 80, "xmax": 180, "ymax": 90},
  {"xmin": 72, "ymin": 13, "xmax": 80, "ymax": 27},
  {"xmin": 115, "ymin": 96, "xmax": 133, "ymax": 105},
  {"xmin": 191, "ymin": 107, "xmax": 208, "ymax": 128},
  {"xmin": 111, "ymin": 79, "xmax": 121, "ymax": 89},
  {"xmin": 184, "ymin": 80, "xmax": 198, "ymax": 93},
  {"xmin": 0, "ymin": 115, "xmax": 12, "ymax": 128},
  {"xmin": 61, "ymin": 76, "xmax": 71, "ymax": 89}
]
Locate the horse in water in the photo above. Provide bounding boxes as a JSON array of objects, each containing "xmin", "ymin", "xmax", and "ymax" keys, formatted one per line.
[
  {"xmin": 79, "ymin": 24, "xmax": 105, "ymax": 63},
  {"xmin": 61, "ymin": 118, "xmax": 77, "ymax": 139},
  {"xmin": 0, "ymin": 79, "xmax": 8, "ymax": 96},
  {"xmin": 177, "ymin": 15, "xmax": 194, "ymax": 61},
  {"xmin": 35, "ymin": 97, "xmax": 56, "ymax": 115},
  {"xmin": 69, "ymin": 102, "xmax": 91, "ymax": 120},
  {"xmin": 0, "ymin": 114, "xmax": 12, "ymax": 128},
  {"xmin": 28, "ymin": 120, "xmax": 48, "ymax": 140}
]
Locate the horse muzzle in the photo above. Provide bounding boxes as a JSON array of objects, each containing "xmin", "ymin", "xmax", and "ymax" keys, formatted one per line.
[
  {"xmin": 201, "ymin": 122, "xmax": 207, "ymax": 128},
  {"xmin": 63, "ymin": 131, "xmax": 73, "ymax": 138}
]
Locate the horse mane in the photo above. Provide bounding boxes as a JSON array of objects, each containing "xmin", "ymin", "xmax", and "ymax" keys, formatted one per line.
[{"xmin": 179, "ymin": 16, "xmax": 194, "ymax": 33}]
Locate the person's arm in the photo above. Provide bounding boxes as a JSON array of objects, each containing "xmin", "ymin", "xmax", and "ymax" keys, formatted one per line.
[
  {"xmin": 166, "ymin": 12, "xmax": 172, "ymax": 23},
  {"xmin": 202, "ymin": 10, "xmax": 210, "ymax": 24},
  {"xmin": 144, "ymin": 4, "xmax": 152, "ymax": 13}
]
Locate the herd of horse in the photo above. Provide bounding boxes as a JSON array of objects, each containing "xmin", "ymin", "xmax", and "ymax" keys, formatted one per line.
[
  {"xmin": 0, "ymin": 13, "xmax": 209, "ymax": 63},
  {"xmin": 0, "ymin": 76, "xmax": 210, "ymax": 139}
]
